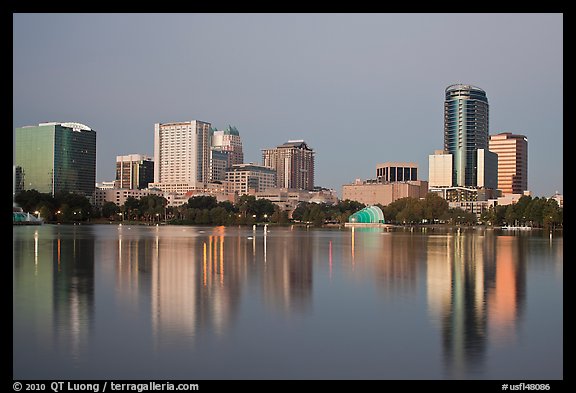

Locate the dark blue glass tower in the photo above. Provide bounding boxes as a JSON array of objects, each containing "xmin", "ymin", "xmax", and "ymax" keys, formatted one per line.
[{"xmin": 444, "ymin": 84, "xmax": 489, "ymax": 187}]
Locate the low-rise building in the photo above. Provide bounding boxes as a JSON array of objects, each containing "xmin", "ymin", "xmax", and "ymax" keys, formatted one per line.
[
  {"xmin": 92, "ymin": 188, "xmax": 164, "ymax": 208},
  {"xmin": 225, "ymin": 163, "xmax": 276, "ymax": 195},
  {"xmin": 342, "ymin": 179, "xmax": 428, "ymax": 206}
]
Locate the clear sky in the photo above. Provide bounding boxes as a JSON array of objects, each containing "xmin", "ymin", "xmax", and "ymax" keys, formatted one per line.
[{"xmin": 13, "ymin": 13, "xmax": 563, "ymax": 197}]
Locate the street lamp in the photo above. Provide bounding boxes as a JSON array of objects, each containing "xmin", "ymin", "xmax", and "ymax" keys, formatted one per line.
[{"xmin": 34, "ymin": 210, "xmax": 40, "ymax": 219}]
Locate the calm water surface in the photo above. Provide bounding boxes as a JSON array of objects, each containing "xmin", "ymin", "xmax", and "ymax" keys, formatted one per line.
[{"xmin": 13, "ymin": 224, "xmax": 563, "ymax": 379}]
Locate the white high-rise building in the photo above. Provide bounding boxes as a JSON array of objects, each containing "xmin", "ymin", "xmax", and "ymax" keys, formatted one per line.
[{"xmin": 150, "ymin": 120, "xmax": 212, "ymax": 193}]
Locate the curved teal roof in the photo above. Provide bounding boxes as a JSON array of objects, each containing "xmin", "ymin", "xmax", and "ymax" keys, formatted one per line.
[{"xmin": 348, "ymin": 205, "xmax": 385, "ymax": 224}]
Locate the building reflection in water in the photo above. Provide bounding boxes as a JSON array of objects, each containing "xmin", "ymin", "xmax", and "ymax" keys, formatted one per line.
[
  {"xmin": 261, "ymin": 230, "xmax": 313, "ymax": 315},
  {"xmin": 52, "ymin": 226, "xmax": 95, "ymax": 362},
  {"xmin": 113, "ymin": 226, "xmax": 247, "ymax": 347},
  {"xmin": 426, "ymin": 231, "xmax": 526, "ymax": 378},
  {"xmin": 346, "ymin": 228, "xmax": 421, "ymax": 297},
  {"xmin": 13, "ymin": 226, "xmax": 96, "ymax": 370}
]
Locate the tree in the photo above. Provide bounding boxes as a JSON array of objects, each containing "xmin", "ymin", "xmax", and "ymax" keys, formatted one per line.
[
  {"xmin": 102, "ymin": 201, "xmax": 120, "ymax": 219},
  {"xmin": 217, "ymin": 200, "xmax": 236, "ymax": 213},
  {"xmin": 139, "ymin": 195, "xmax": 167, "ymax": 221},
  {"xmin": 15, "ymin": 189, "xmax": 56, "ymax": 213},
  {"xmin": 210, "ymin": 207, "xmax": 229, "ymax": 225},
  {"xmin": 542, "ymin": 198, "xmax": 562, "ymax": 229},
  {"xmin": 38, "ymin": 205, "xmax": 52, "ymax": 221},
  {"xmin": 55, "ymin": 191, "xmax": 92, "ymax": 221},
  {"xmin": 124, "ymin": 197, "xmax": 140, "ymax": 220},
  {"xmin": 514, "ymin": 195, "xmax": 532, "ymax": 224},
  {"xmin": 291, "ymin": 202, "xmax": 310, "ymax": 222},
  {"xmin": 504, "ymin": 205, "xmax": 517, "ymax": 226},
  {"xmin": 188, "ymin": 195, "xmax": 218, "ymax": 210},
  {"xmin": 237, "ymin": 195, "xmax": 258, "ymax": 218},
  {"xmin": 422, "ymin": 192, "xmax": 449, "ymax": 222},
  {"xmin": 254, "ymin": 198, "xmax": 276, "ymax": 220},
  {"xmin": 396, "ymin": 198, "xmax": 423, "ymax": 224}
]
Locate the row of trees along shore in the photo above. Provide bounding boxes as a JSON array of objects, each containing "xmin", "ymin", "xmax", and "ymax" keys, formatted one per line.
[{"xmin": 14, "ymin": 190, "xmax": 562, "ymax": 229}]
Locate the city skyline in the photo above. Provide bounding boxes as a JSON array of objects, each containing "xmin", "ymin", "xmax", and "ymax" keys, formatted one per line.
[{"xmin": 12, "ymin": 13, "xmax": 563, "ymax": 197}]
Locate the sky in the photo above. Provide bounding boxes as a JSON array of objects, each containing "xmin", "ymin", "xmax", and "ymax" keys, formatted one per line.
[{"xmin": 12, "ymin": 13, "xmax": 563, "ymax": 198}]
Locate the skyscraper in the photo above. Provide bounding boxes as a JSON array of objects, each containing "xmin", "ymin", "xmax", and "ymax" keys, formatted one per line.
[
  {"xmin": 151, "ymin": 120, "xmax": 211, "ymax": 193},
  {"xmin": 212, "ymin": 125, "xmax": 244, "ymax": 166},
  {"xmin": 489, "ymin": 132, "xmax": 528, "ymax": 195},
  {"xmin": 14, "ymin": 122, "xmax": 96, "ymax": 196},
  {"xmin": 116, "ymin": 154, "xmax": 154, "ymax": 189},
  {"xmin": 444, "ymin": 84, "xmax": 491, "ymax": 188},
  {"xmin": 262, "ymin": 140, "xmax": 315, "ymax": 190}
]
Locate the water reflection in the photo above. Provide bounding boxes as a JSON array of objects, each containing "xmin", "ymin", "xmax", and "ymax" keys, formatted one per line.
[
  {"xmin": 261, "ymin": 231, "xmax": 313, "ymax": 315},
  {"xmin": 13, "ymin": 225, "xmax": 561, "ymax": 379},
  {"xmin": 426, "ymin": 231, "xmax": 527, "ymax": 378},
  {"xmin": 346, "ymin": 228, "xmax": 422, "ymax": 297},
  {"xmin": 131, "ymin": 227, "xmax": 246, "ymax": 345},
  {"xmin": 13, "ymin": 225, "xmax": 95, "ymax": 366}
]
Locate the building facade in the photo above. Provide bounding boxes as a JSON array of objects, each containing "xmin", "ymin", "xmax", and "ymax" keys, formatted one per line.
[
  {"xmin": 209, "ymin": 148, "xmax": 230, "ymax": 182},
  {"xmin": 489, "ymin": 132, "xmax": 528, "ymax": 195},
  {"xmin": 342, "ymin": 180, "xmax": 429, "ymax": 206},
  {"xmin": 444, "ymin": 84, "xmax": 490, "ymax": 188},
  {"xmin": 212, "ymin": 126, "xmax": 244, "ymax": 166},
  {"xmin": 428, "ymin": 150, "xmax": 453, "ymax": 188},
  {"xmin": 225, "ymin": 163, "xmax": 276, "ymax": 195},
  {"xmin": 151, "ymin": 120, "xmax": 212, "ymax": 192},
  {"xmin": 262, "ymin": 140, "xmax": 315, "ymax": 190},
  {"xmin": 116, "ymin": 154, "xmax": 154, "ymax": 189},
  {"xmin": 476, "ymin": 148, "xmax": 499, "ymax": 189},
  {"xmin": 15, "ymin": 122, "xmax": 96, "ymax": 196},
  {"xmin": 255, "ymin": 187, "xmax": 338, "ymax": 218},
  {"xmin": 376, "ymin": 162, "xmax": 418, "ymax": 183},
  {"xmin": 92, "ymin": 188, "xmax": 164, "ymax": 208}
]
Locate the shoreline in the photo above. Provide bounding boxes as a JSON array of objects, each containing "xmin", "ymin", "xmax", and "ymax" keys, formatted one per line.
[{"xmin": 29, "ymin": 220, "xmax": 563, "ymax": 233}]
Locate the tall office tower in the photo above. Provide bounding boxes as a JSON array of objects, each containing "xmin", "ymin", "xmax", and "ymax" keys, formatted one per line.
[
  {"xmin": 444, "ymin": 84, "xmax": 491, "ymax": 187},
  {"xmin": 212, "ymin": 125, "xmax": 244, "ymax": 166},
  {"xmin": 489, "ymin": 132, "xmax": 528, "ymax": 195},
  {"xmin": 262, "ymin": 140, "xmax": 315, "ymax": 190},
  {"xmin": 152, "ymin": 120, "xmax": 211, "ymax": 193},
  {"xmin": 115, "ymin": 154, "xmax": 154, "ymax": 189},
  {"xmin": 15, "ymin": 122, "xmax": 96, "ymax": 196}
]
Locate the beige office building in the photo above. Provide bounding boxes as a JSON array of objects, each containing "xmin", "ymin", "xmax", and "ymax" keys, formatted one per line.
[
  {"xmin": 225, "ymin": 163, "xmax": 276, "ymax": 195},
  {"xmin": 489, "ymin": 132, "xmax": 528, "ymax": 195},
  {"xmin": 342, "ymin": 179, "xmax": 428, "ymax": 206},
  {"xmin": 428, "ymin": 150, "xmax": 453, "ymax": 188}
]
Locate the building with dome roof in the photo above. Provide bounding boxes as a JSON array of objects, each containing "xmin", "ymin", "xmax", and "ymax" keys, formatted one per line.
[{"xmin": 345, "ymin": 205, "xmax": 391, "ymax": 227}]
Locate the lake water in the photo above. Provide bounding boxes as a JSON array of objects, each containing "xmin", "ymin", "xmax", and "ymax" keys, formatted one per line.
[{"xmin": 13, "ymin": 224, "xmax": 563, "ymax": 380}]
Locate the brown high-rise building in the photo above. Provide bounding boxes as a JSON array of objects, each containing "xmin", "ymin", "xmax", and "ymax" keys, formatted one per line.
[
  {"xmin": 262, "ymin": 140, "xmax": 315, "ymax": 190},
  {"xmin": 489, "ymin": 132, "xmax": 528, "ymax": 195}
]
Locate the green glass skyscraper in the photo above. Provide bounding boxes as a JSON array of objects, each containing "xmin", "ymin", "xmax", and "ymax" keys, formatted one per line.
[
  {"xmin": 15, "ymin": 122, "xmax": 97, "ymax": 196},
  {"xmin": 444, "ymin": 84, "xmax": 489, "ymax": 187}
]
